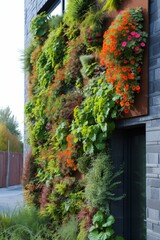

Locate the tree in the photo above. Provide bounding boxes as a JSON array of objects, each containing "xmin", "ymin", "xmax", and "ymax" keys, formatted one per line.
[
  {"xmin": 0, "ymin": 123, "xmax": 22, "ymax": 152},
  {"xmin": 0, "ymin": 106, "xmax": 20, "ymax": 137}
]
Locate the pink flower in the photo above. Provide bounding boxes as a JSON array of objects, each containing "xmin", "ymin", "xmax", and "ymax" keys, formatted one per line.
[
  {"xmin": 135, "ymin": 33, "xmax": 141, "ymax": 38},
  {"xmin": 135, "ymin": 46, "xmax": 140, "ymax": 51},
  {"xmin": 140, "ymin": 42, "xmax": 146, "ymax": 47},
  {"xmin": 130, "ymin": 31, "xmax": 136, "ymax": 36},
  {"xmin": 95, "ymin": 33, "xmax": 101, "ymax": 37},
  {"xmin": 122, "ymin": 41, "xmax": 127, "ymax": 47},
  {"xmin": 128, "ymin": 35, "xmax": 132, "ymax": 40},
  {"xmin": 118, "ymin": 10, "xmax": 123, "ymax": 15}
]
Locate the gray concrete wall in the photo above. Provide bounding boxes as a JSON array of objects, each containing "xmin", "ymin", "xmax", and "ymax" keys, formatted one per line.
[
  {"xmin": 24, "ymin": 0, "xmax": 48, "ymax": 157},
  {"xmin": 118, "ymin": 1, "xmax": 160, "ymax": 239}
]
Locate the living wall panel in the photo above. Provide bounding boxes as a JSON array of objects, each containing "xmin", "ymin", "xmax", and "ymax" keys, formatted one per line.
[{"xmin": 108, "ymin": 0, "xmax": 149, "ymax": 117}]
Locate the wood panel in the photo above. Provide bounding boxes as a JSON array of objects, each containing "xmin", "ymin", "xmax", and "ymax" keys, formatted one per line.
[{"xmin": 0, "ymin": 152, "xmax": 23, "ymax": 188}]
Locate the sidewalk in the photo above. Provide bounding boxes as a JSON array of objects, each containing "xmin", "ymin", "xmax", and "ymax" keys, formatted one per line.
[{"xmin": 0, "ymin": 185, "xmax": 24, "ymax": 214}]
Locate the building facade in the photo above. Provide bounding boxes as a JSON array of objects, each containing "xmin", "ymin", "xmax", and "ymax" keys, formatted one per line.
[{"xmin": 24, "ymin": 0, "xmax": 160, "ymax": 239}]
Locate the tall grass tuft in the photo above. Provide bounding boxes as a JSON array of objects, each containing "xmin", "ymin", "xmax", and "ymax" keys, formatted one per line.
[{"xmin": 0, "ymin": 205, "xmax": 55, "ymax": 240}]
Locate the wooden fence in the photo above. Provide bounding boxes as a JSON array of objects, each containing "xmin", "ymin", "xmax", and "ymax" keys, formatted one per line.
[{"xmin": 0, "ymin": 152, "xmax": 23, "ymax": 188}]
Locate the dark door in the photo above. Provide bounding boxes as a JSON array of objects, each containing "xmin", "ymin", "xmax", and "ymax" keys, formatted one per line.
[{"xmin": 111, "ymin": 126, "xmax": 146, "ymax": 240}]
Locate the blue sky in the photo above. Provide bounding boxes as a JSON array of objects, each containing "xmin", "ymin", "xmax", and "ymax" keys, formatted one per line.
[{"xmin": 0, "ymin": 0, "xmax": 24, "ymax": 138}]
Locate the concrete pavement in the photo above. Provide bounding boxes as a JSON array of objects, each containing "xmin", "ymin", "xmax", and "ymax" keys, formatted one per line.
[{"xmin": 0, "ymin": 185, "xmax": 24, "ymax": 214}]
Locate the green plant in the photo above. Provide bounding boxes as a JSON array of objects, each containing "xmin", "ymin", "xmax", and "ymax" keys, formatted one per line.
[
  {"xmin": 77, "ymin": 154, "xmax": 92, "ymax": 174},
  {"xmin": 64, "ymin": 36, "xmax": 86, "ymax": 86},
  {"xmin": 55, "ymin": 217, "xmax": 78, "ymax": 239},
  {"xmin": 99, "ymin": 0, "xmax": 122, "ymax": 12},
  {"xmin": 49, "ymin": 15, "xmax": 63, "ymax": 30},
  {"xmin": 77, "ymin": 220, "xmax": 88, "ymax": 240},
  {"xmin": 79, "ymin": 55, "xmax": 95, "ymax": 78},
  {"xmin": 30, "ymin": 12, "xmax": 49, "ymax": 43},
  {"xmin": 0, "ymin": 206, "xmax": 55, "ymax": 240},
  {"xmin": 88, "ymin": 211, "xmax": 125, "ymax": 240},
  {"xmin": 85, "ymin": 153, "xmax": 124, "ymax": 213},
  {"xmin": 80, "ymin": 9, "xmax": 105, "ymax": 50},
  {"xmin": 72, "ymin": 73, "xmax": 119, "ymax": 154},
  {"xmin": 42, "ymin": 24, "xmax": 67, "ymax": 71},
  {"xmin": 24, "ymin": 5, "xmax": 147, "ymax": 238},
  {"xmin": 22, "ymin": 42, "xmax": 35, "ymax": 74},
  {"xmin": 64, "ymin": 0, "xmax": 95, "ymax": 26}
]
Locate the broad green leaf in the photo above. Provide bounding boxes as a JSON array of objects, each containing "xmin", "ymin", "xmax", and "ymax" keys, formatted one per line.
[
  {"xmin": 106, "ymin": 215, "xmax": 115, "ymax": 227},
  {"xmin": 93, "ymin": 211, "xmax": 105, "ymax": 225},
  {"xmin": 88, "ymin": 229, "xmax": 99, "ymax": 240},
  {"xmin": 95, "ymin": 143, "xmax": 106, "ymax": 151}
]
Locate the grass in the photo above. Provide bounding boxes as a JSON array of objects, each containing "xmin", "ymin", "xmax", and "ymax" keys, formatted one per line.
[{"xmin": 0, "ymin": 205, "xmax": 55, "ymax": 240}]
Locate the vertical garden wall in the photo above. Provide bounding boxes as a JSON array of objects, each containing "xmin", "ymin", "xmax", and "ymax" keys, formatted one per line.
[{"xmin": 23, "ymin": 0, "xmax": 150, "ymax": 239}]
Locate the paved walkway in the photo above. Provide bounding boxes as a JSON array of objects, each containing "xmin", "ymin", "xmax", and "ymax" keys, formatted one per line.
[{"xmin": 0, "ymin": 185, "xmax": 24, "ymax": 214}]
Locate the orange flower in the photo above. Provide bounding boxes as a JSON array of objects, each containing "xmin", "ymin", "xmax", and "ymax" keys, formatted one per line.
[
  {"xmin": 125, "ymin": 101, "xmax": 130, "ymax": 107},
  {"xmin": 124, "ymin": 84, "xmax": 129, "ymax": 91},
  {"xmin": 120, "ymin": 101, "xmax": 124, "ymax": 107},
  {"xmin": 135, "ymin": 85, "xmax": 140, "ymax": 92}
]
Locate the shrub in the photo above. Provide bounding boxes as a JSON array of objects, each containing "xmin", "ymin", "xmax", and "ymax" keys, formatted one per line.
[{"xmin": 85, "ymin": 153, "xmax": 123, "ymax": 213}]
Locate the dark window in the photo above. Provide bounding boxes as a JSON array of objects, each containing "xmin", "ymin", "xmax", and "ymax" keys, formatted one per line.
[
  {"xmin": 38, "ymin": 0, "xmax": 67, "ymax": 15},
  {"xmin": 111, "ymin": 126, "xmax": 146, "ymax": 240}
]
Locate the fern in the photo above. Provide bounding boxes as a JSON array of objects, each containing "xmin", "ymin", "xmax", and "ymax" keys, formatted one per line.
[
  {"xmin": 49, "ymin": 15, "xmax": 63, "ymax": 31},
  {"xmin": 99, "ymin": 0, "xmax": 121, "ymax": 12},
  {"xmin": 85, "ymin": 152, "xmax": 124, "ymax": 213},
  {"xmin": 64, "ymin": 0, "xmax": 95, "ymax": 26}
]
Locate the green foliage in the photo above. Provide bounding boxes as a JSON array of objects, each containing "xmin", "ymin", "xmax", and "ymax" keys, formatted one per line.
[
  {"xmin": 79, "ymin": 55, "xmax": 95, "ymax": 78},
  {"xmin": 64, "ymin": 36, "xmax": 86, "ymax": 86},
  {"xmin": 30, "ymin": 12, "xmax": 49, "ymax": 42},
  {"xmin": 0, "ymin": 106, "xmax": 20, "ymax": 137},
  {"xmin": 80, "ymin": 9, "xmax": 105, "ymax": 50},
  {"xmin": 77, "ymin": 220, "xmax": 88, "ymax": 240},
  {"xmin": 49, "ymin": 15, "xmax": 63, "ymax": 31},
  {"xmin": 55, "ymin": 217, "xmax": 78, "ymax": 239},
  {"xmin": 0, "ymin": 206, "xmax": 54, "ymax": 240},
  {"xmin": 99, "ymin": 0, "xmax": 121, "ymax": 12},
  {"xmin": 22, "ymin": 42, "xmax": 35, "ymax": 74},
  {"xmin": 64, "ymin": 0, "xmax": 95, "ymax": 26},
  {"xmin": 72, "ymin": 73, "xmax": 119, "ymax": 154},
  {"xmin": 85, "ymin": 153, "xmax": 124, "ymax": 213},
  {"xmin": 88, "ymin": 211, "xmax": 125, "ymax": 240},
  {"xmin": 24, "ymin": 4, "xmax": 147, "ymax": 238},
  {"xmin": 0, "ymin": 123, "xmax": 22, "ymax": 152},
  {"xmin": 77, "ymin": 154, "xmax": 92, "ymax": 174},
  {"xmin": 42, "ymin": 24, "xmax": 67, "ymax": 71}
]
